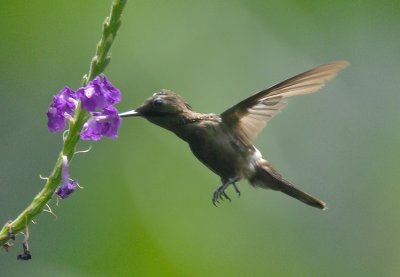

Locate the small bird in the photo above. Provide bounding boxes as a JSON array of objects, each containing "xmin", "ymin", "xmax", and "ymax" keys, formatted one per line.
[{"xmin": 119, "ymin": 61, "xmax": 348, "ymax": 209}]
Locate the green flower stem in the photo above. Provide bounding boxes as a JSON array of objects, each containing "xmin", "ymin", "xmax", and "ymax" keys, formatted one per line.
[{"xmin": 0, "ymin": 0, "xmax": 127, "ymax": 247}]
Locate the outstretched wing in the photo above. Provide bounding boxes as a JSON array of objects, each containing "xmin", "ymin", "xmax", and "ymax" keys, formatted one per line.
[{"xmin": 221, "ymin": 60, "xmax": 349, "ymax": 144}]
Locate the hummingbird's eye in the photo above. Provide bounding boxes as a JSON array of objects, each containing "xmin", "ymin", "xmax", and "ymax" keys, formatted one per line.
[{"xmin": 153, "ymin": 98, "xmax": 164, "ymax": 107}]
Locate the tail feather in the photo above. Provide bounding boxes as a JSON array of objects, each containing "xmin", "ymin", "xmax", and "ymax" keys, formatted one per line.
[{"xmin": 249, "ymin": 160, "xmax": 327, "ymax": 210}]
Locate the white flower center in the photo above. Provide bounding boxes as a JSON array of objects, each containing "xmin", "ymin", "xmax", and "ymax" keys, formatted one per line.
[{"xmin": 84, "ymin": 87, "xmax": 95, "ymax": 98}]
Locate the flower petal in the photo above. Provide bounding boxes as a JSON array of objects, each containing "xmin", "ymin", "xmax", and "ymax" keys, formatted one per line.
[
  {"xmin": 55, "ymin": 156, "xmax": 78, "ymax": 199},
  {"xmin": 47, "ymin": 87, "xmax": 77, "ymax": 132},
  {"xmin": 77, "ymin": 76, "xmax": 121, "ymax": 112},
  {"xmin": 80, "ymin": 106, "xmax": 121, "ymax": 141}
]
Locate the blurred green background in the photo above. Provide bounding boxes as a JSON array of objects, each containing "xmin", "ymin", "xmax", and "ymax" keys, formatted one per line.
[{"xmin": 1, "ymin": 0, "xmax": 399, "ymax": 276}]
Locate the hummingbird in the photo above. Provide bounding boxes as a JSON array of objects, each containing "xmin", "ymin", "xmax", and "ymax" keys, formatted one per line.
[{"xmin": 119, "ymin": 61, "xmax": 348, "ymax": 209}]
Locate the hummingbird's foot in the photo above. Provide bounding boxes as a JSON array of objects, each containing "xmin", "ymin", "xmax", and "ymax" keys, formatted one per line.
[
  {"xmin": 212, "ymin": 178, "xmax": 241, "ymax": 206},
  {"xmin": 212, "ymin": 187, "xmax": 231, "ymax": 206}
]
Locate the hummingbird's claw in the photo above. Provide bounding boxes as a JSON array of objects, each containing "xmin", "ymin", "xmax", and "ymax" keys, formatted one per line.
[
  {"xmin": 212, "ymin": 189, "xmax": 222, "ymax": 206},
  {"xmin": 222, "ymin": 191, "xmax": 231, "ymax": 202},
  {"xmin": 212, "ymin": 190, "xmax": 220, "ymax": 206},
  {"xmin": 232, "ymin": 183, "xmax": 241, "ymax": 197}
]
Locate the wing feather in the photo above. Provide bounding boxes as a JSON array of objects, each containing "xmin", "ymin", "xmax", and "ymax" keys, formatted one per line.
[{"xmin": 221, "ymin": 61, "xmax": 349, "ymax": 143}]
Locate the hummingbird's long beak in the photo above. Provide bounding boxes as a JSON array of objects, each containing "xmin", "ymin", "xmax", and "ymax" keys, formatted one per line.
[{"xmin": 119, "ymin": 110, "xmax": 141, "ymax": 117}]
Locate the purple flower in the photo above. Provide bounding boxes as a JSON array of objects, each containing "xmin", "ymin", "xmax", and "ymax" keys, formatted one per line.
[
  {"xmin": 77, "ymin": 76, "xmax": 121, "ymax": 112},
  {"xmin": 55, "ymin": 156, "xmax": 78, "ymax": 199},
  {"xmin": 80, "ymin": 106, "xmax": 121, "ymax": 141},
  {"xmin": 47, "ymin": 75, "xmax": 122, "ymax": 140},
  {"xmin": 47, "ymin": 87, "xmax": 78, "ymax": 132}
]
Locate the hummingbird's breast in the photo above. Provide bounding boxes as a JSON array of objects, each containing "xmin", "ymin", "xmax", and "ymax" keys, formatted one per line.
[{"xmin": 176, "ymin": 118, "xmax": 260, "ymax": 181}]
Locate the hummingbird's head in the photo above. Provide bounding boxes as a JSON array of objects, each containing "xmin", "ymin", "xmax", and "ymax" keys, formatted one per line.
[{"xmin": 119, "ymin": 89, "xmax": 193, "ymax": 129}]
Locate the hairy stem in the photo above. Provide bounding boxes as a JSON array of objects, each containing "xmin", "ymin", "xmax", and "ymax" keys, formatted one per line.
[{"xmin": 0, "ymin": 0, "xmax": 127, "ymax": 247}]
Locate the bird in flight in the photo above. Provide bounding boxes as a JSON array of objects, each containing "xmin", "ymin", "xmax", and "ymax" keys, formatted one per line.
[{"xmin": 119, "ymin": 61, "xmax": 349, "ymax": 209}]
